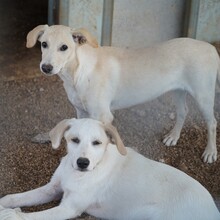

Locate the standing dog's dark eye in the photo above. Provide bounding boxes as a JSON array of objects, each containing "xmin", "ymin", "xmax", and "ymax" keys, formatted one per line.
[
  {"xmin": 92, "ymin": 140, "xmax": 102, "ymax": 145},
  {"xmin": 41, "ymin": 42, "xmax": 48, "ymax": 48},
  {"xmin": 60, "ymin": 44, "xmax": 68, "ymax": 51},
  {"xmin": 72, "ymin": 137, "xmax": 80, "ymax": 144}
]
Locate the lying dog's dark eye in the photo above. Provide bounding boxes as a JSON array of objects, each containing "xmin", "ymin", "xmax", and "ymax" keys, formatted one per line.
[
  {"xmin": 41, "ymin": 42, "xmax": 48, "ymax": 48},
  {"xmin": 72, "ymin": 137, "xmax": 80, "ymax": 144},
  {"xmin": 92, "ymin": 140, "xmax": 102, "ymax": 145},
  {"xmin": 60, "ymin": 44, "xmax": 68, "ymax": 51}
]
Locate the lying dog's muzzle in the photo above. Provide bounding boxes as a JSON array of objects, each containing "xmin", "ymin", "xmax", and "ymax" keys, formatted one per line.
[
  {"xmin": 41, "ymin": 64, "xmax": 53, "ymax": 74},
  {"xmin": 77, "ymin": 157, "xmax": 90, "ymax": 171}
]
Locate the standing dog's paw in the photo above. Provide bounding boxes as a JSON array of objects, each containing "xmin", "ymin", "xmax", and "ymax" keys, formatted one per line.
[
  {"xmin": 202, "ymin": 148, "xmax": 217, "ymax": 163},
  {"xmin": 163, "ymin": 130, "xmax": 180, "ymax": 146},
  {"xmin": 31, "ymin": 132, "xmax": 50, "ymax": 144},
  {"xmin": 0, "ymin": 206, "xmax": 23, "ymax": 220}
]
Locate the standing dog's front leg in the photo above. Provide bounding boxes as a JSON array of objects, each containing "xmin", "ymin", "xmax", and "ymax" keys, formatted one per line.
[
  {"xmin": 75, "ymin": 107, "xmax": 89, "ymax": 119},
  {"xmin": 88, "ymin": 101, "xmax": 114, "ymax": 125},
  {"xmin": 31, "ymin": 132, "xmax": 50, "ymax": 144}
]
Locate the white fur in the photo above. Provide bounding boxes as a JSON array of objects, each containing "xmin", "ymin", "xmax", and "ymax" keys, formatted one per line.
[
  {"xmin": 0, "ymin": 118, "xmax": 219, "ymax": 220},
  {"xmin": 27, "ymin": 25, "xmax": 220, "ymax": 163}
]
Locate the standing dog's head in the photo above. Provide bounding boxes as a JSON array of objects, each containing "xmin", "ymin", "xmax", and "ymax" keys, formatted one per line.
[
  {"xmin": 49, "ymin": 118, "xmax": 127, "ymax": 172},
  {"xmin": 26, "ymin": 25, "xmax": 98, "ymax": 75}
]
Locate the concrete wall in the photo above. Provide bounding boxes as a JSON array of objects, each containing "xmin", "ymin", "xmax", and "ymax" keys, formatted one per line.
[
  {"xmin": 60, "ymin": 0, "xmax": 220, "ymax": 46},
  {"xmin": 196, "ymin": 0, "xmax": 220, "ymax": 42},
  {"xmin": 111, "ymin": 0, "xmax": 185, "ymax": 47},
  {"xmin": 59, "ymin": 0, "xmax": 103, "ymax": 44},
  {"xmin": 60, "ymin": 0, "xmax": 185, "ymax": 47}
]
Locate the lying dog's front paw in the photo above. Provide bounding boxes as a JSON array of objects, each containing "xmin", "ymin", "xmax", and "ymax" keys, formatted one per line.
[
  {"xmin": 0, "ymin": 207, "xmax": 23, "ymax": 220},
  {"xmin": 202, "ymin": 148, "xmax": 217, "ymax": 163}
]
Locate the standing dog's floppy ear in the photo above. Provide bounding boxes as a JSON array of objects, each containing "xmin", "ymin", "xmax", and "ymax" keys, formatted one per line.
[
  {"xmin": 49, "ymin": 118, "xmax": 75, "ymax": 149},
  {"xmin": 104, "ymin": 124, "xmax": 127, "ymax": 155},
  {"xmin": 72, "ymin": 28, "xmax": 99, "ymax": 48},
  {"xmin": 26, "ymin": 24, "xmax": 48, "ymax": 48}
]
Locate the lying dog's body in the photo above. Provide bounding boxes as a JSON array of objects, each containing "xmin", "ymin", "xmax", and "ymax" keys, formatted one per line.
[
  {"xmin": 27, "ymin": 25, "xmax": 220, "ymax": 163},
  {"xmin": 0, "ymin": 119, "xmax": 219, "ymax": 220}
]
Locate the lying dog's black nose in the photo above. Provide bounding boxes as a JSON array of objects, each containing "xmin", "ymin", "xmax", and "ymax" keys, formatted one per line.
[
  {"xmin": 77, "ymin": 157, "xmax": 90, "ymax": 170},
  {"xmin": 41, "ymin": 64, "xmax": 53, "ymax": 74}
]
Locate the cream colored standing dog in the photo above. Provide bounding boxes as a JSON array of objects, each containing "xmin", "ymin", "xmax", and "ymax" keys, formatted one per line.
[
  {"xmin": 0, "ymin": 118, "xmax": 219, "ymax": 220},
  {"xmin": 27, "ymin": 25, "xmax": 220, "ymax": 163}
]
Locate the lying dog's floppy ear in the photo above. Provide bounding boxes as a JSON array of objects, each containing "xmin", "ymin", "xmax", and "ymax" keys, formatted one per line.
[
  {"xmin": 26, "ymin": 24, "xmax": 48, "ymax": 48},
  {"xmin": 72, "ymin": 28, "xmax": 99, "ymax": 48},
  {"xmin": 49, "ymin": 118, "xmax": 75, "ymax": 149},
  {"xmin": 104, "ymin": 124, "xmax": 127, "ymax": 155}
]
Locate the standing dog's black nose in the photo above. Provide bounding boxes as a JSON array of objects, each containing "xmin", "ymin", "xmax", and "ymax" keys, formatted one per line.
[
  {"xmin": 77, "ymin": 157, "xmax": 90, "ymax": 170},
  {"xmin": 41, "ymin": 64, "xmax": 53, "ymax": 74}
]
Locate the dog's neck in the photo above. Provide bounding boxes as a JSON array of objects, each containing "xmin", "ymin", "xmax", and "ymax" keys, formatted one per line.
[
  {"xmin": 58, "ymin": 55, "xmax": 79, "ymax": 86},
  {"xmin": 58, "ymin": 45, "xmax": 95, "ymax": 88}
]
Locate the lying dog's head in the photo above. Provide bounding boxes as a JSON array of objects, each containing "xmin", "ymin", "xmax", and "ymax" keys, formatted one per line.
[
  {"xmin": 49, "ymin": 118, "xmax": 127, "ymax": 172},
  {"xmin": 26, "ymin": 25, "xmax": 98, "ymax": 75}
]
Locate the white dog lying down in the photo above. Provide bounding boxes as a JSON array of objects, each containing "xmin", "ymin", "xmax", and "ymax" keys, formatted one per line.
[
  {"xmin": 0, "ymin": 118, "xmax": 219, "ymax": 220},
  {"xmin": 26, "ymin": 25, "xmax": 220, "ymax": 163}
]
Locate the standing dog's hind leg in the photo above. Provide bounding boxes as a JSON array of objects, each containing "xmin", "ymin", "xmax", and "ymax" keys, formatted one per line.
[
  {"xmin": 194, "ymin": 77, "xmax": 217, "ymax": 163},
  {"xmin": 202, "ymin": 116, "xmax": 217, "ymax": 163},
  {"xmin": 195, "ymin": 92, "xmax": 217, "ymax": 163},
  {"xmin": 163, "ymin": 90, "xmax": 188, "ymax": 146}
]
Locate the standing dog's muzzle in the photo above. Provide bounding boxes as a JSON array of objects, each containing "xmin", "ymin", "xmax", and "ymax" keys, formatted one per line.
[{"xmin": 41, "ymin": 64, "xmax": 53, "ymax": 74}]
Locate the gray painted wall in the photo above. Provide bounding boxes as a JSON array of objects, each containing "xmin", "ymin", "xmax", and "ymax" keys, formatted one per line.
[
  {"xmin": 59, "ymin": 0, "xmax": 185, "ymax": 47},
  {"xmin": 111, "ymin": 0, "xmax": 185, "ymax": 47},
  {"xmin": 195, "ymin": 0, "xmax": 220, "ymax": 42}
]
